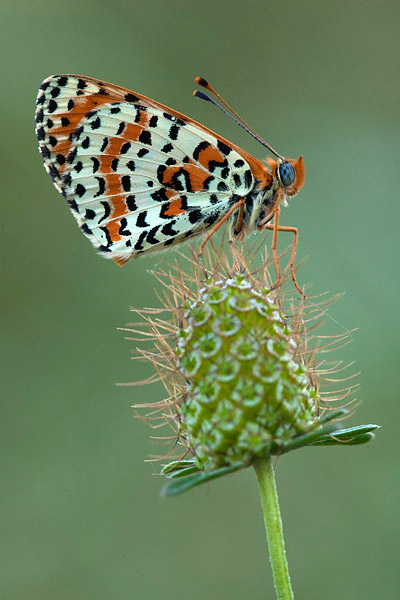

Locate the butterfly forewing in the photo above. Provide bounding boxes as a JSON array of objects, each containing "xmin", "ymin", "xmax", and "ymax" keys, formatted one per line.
[{"xmin": 36, "ymin": 75, "xmax": 255, "ymax": 262}]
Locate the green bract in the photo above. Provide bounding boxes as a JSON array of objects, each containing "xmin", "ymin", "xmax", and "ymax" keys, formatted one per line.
[{"xmin": 176, "ymin": 276, "xmax": 318, "ymax": 470}]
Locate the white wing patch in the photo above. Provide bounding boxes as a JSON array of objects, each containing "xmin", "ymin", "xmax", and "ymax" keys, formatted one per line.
[{"xmin": 36, "ymin": 75, "xmax": 255, "ymax": 261}]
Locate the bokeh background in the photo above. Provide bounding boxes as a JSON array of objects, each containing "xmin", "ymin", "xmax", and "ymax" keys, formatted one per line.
[{"xmin": 2, "ymin": 1, "xmax": 399, "ymax": 598}]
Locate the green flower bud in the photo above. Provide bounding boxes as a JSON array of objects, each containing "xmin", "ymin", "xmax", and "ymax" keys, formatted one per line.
[{"xmin": 176, "ymin": 275, "xmax": 317, "ymax": 470}]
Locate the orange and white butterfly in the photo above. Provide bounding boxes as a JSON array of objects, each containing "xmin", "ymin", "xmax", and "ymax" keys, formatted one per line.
[{"xmin": 35, "ymin": 75, "xmax": 305, "ymax": 286}]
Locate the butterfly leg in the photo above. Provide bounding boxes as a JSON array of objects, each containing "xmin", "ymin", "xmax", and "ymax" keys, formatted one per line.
[
  {"xmin": 198, "ymin": 198, "xmax": 245, "ymax": 256},
  {"xmin": 264, "ymin": 207, "xmax": 305, "ymax": 297}
]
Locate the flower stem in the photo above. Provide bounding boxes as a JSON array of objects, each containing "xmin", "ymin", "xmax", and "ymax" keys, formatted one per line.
[{"xmin": 253, "ymin": 457, "xmax": 294, "ymax": 600}]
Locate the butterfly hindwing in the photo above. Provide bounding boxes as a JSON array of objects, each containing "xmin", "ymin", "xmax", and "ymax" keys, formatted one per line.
[{"xmin": 36, "ymin": 75, "xmax": 255, "ymax": 261}]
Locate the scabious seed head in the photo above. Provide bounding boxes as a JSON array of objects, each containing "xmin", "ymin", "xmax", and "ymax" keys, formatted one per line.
[
  {"xmin": 131, "ymin": 245, "xmax": 377, "ymax": 494},
  {"xmin": 176, "ymin": 275, "xmax": 318, "ymax": 470}
]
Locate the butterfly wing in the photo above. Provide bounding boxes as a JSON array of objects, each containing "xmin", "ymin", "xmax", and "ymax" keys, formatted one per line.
[{"xmin": 35, "ymin": 75, "xmax": 261, "ymax": 263}]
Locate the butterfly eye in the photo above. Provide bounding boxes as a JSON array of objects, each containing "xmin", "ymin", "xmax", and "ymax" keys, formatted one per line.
[{"xmin": 278, "ymin": 162, "xmax": 295, "ymax": 187}]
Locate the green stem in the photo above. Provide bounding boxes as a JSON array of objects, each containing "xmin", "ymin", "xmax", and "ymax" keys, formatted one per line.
[{"xmin": 253, "ymin": 457, "xmax": 294, "ymax": 600}]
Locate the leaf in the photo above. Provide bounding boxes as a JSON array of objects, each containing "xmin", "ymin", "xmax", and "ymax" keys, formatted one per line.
[
  {"xmin": 309, "ymin": 424, "xmax": 381, "ymax": 446},
  {"xmin": 161, "ymin": 463, "xmax": 243, "ymax": 497},
  {"xmin": 161, "ymin": 460, "xmax": 200, "ymax": 477}
]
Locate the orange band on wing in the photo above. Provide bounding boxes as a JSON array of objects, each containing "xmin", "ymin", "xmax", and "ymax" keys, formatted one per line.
[
  {"xmin": 163, "ymin": 197, "xmax": 187, "ymax": 216},
  {"xmin": 196, "ymin": 145, "xmax": 225, "ymax": 170},
  {"xmin": 49, "ymin": 93, "xmax": 115, "ymax": 172}
]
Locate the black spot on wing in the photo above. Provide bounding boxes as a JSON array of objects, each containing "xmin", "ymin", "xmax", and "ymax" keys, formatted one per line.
[
  {"xmin": 217, "ymin": 140, "xmax": 232, "ymax": 156},
  {"xmin": 116, "ymin": 121, "xmax": 126, "ymax": 135},
  {"xmin": 221, "ymin": 167, "xmax": 230, "ymax": 179},
  {"xmin": 48, "ymin": 164, "xmax": 60, "ymax": 184},
  {"xmin": 146, "ymin": 226, "xmax": 161, "ymax": 245},
  {"xmin": 169, "ymin": 124, "xmax": 179, "ymax": 140},
  {"xmin": 126, "ymin": 195, "xmax": 137, "ymax": 211},
  {"xmin": 39, "ymin": 80, "xmax": 50, "ymax": 91},
  {"xmin": 75, "ymin": 183, "xmax": 86, "ymax": 198},
  {"xmin": 244, "ymin": 169, "xmax": 253, "ymax": 188},
  {"xmin": 93, "ymin": 177, "xmax": 106, "ymax": 198},
  {"xmin": 161, "ymin": 143, "xmax": 173, "ymax": 153},
  {"xmin": 193, "ymin": 141, "xmax": 209, "ymax": 161},
  {"xmin": 163, "ymin": 112, "xmax": 186, "ymax": 127},
  {"xmin": 80, "ymin": 223, "xmax": 92, "ymax": 236},
  {"xmin": 100, "ymin": 137, "xmax": 109, "ymax": 152},
  {"xmin": 121, "ymin": 142, "xmax": 131, "ymax": 154},
  {"xmin": 125, "ymin": 93, "xmax": 139, "ymax": 103},
  {"xmin": 67, "ymin": 198, "xmax": 79, "ymax": 213},
  {"xmin": 151, "ymin": 188, "xmax": 170, "ymax": 203},
  {"xmin": 99, "ymin": 226, "xmax": 112, "ymax": 247},
  {"xmin": 202, "ymin": 176, "xmax": 215, "ymax": 190},
  {"xmin": 134, "ymin": 231, "xmax": 147, "ymax": 251},
  {"xmin": 210, "ymin": 193, "xmax": 219, "ymax": 204},
  {"xmin": 208, "ymin": 156, "xmax": 228, "ymax": 173},
  {"xmin": 119, "ymin": 218, "xmax": 131, "ymax": 236},
  {"xmin": 188, "ymin": 210, "xmax": 203, "ymax": 224},
  {"xmin": 67, "ymin": 146, "xmax": 78, "ymax": 164},
  {"xmin": 139, "ymin": 130, "xmax": 152, "ymax": 145},
  {"xmin": 36, "ymin": 127, "xmax": 45, "ymax": 141},
  {"xmin": 98, "ymin": 201, "xmax": 111, "ymax": 224},
  {"xmin": 98, "ymin": 243, "xmax": 112, "ymax": 254},
  {"xmin": 136, "ymin": 211, "xmax": 150, "ymax": 228},
  {"xmin": 91, "ymin": 157, "xmax": 100, "ymax": 172},
  {"xmin": 40, "ymin": 146, "xmax": 50, "ymax": 162},
  {"xmin": 233, "ymin": 174, "xmax": 241, "ymax": 187},
  {"xmin": 70, "ymin": 125, "xmax": 83, "ymax": 142},
  {"xmin": 121, "ymin": 175, "xmax": 131, "ymax": 192},
  {"xmin": 85, "ymin": 109, "xmax": 97, "ymax": 119},
  {"xmin": 161, "ymin": 220, "xmax": 178, "ymax": 236},
  {"xmin": 48, "ymin": 99, "xmax": 57, "ymax": 113},
  {"xmin": 50, "ymin": 87, "xmax": 61, "ymax": 98}
]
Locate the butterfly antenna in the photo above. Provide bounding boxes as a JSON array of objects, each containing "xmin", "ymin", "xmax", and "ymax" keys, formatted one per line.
[{"xmin": 194, "ymin": 76, "xmax": 284, "ymax": 161}]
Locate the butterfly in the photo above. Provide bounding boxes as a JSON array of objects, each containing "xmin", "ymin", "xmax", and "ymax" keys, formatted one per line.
[{"xmin": 35, "ymin": 75, "xmax": 305, "ymax": 290}]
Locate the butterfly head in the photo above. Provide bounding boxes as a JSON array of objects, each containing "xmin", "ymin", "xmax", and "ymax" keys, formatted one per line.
[{"xmin": 267, "ymin": 155, "xmax": 305, "ymax": 197}]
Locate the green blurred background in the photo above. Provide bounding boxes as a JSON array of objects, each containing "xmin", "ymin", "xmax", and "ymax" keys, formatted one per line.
[{"xmin": 1, "ymin": 1, "xmax": 399, "ymax": 598}]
